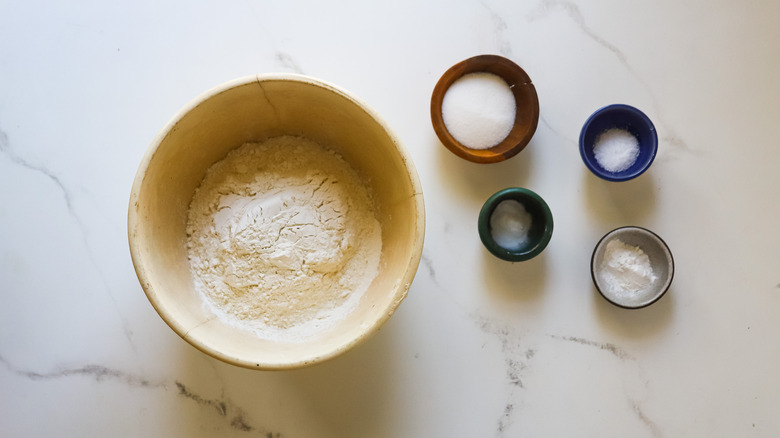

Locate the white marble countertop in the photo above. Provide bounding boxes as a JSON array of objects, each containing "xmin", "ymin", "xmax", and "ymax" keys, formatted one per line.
[{"xmin": 2, "ymin": 1, "xmax": 779, "ymax": 436}]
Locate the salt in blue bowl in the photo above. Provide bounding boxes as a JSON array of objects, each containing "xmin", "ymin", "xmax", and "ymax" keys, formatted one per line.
[{"xmin": 579, "ymin": 104, "xmax": 657, "ymax": 182}]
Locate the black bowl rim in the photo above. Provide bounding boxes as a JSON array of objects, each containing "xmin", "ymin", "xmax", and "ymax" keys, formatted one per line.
[{"xmin": 590, "ymin": 225, "xmax": 674, "ymax": 309}]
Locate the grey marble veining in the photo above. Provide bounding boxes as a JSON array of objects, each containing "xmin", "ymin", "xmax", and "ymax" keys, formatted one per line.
[
  {"xmin": 528, "ymin": 0, "xmax": 691, "ymax": 153},
  {"xmin": 0, "ymin": 354, "xmax": 157, "ymax": 388},
  {"xmin": 480, "ymin": 1, "xmax": 513, "ymax": 57},
  {"xmin": 551, "ymin": 334, "xmax": 633, "ymax": 360},
  {"xmin": 0, "ymin": 353, "xmax": 286, "ymax": 436},
  {"xmin": 2, "ymin": 0, "xmax": 780, "ymax": 436},
  {"xmin": 0, "ymin": 128, "xmax": 81, "ymax": 230},
  {"xmin": 275, "ymin": 52, "xmax": 304, "ymax": 74},
  {"xmin": 474, "ymin": 315, "xmax": 535, "ymax": 435},
  {"xmin": 0, "ymin": 127, "xmax": 140, "ymax": 358}
]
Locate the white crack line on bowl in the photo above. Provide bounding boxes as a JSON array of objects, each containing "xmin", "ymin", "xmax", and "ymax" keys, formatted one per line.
[
  {"xmin": 0, "ymin": 127, "xmax": 141, "ymax": 361},
  {"xmin": 184, "ymin": 316, "xmax": 217, "ymax": 337}
]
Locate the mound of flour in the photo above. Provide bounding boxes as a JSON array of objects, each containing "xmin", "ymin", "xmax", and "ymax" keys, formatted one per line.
[{"xmin": 186, "ymin": 136, "xmax": 382, "ymax": 341}]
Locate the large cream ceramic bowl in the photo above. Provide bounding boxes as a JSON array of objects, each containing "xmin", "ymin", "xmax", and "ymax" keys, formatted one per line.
[{"xmin": 128, "ymin": 74, "xmax": 424, "ymax": 370}]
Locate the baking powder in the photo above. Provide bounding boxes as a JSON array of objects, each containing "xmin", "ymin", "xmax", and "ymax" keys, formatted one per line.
[{"xmin": 598, "ymin": 238, "xmax": 657, "ymax": 298}]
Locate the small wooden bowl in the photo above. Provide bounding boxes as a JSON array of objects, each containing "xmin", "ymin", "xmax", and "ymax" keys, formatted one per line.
[{"xmin": 431, "ymin": 55, "xmax": 540, "ymax": 164}]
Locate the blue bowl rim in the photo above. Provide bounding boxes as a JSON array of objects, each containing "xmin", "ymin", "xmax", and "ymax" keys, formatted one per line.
[{"xmin": 579, "ymin": 104, "xmax": 658, "ymax": 182}]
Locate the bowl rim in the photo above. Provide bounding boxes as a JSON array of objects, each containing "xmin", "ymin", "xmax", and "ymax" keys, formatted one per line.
[
  {"xmin": 590, "ymin": 225, "xmax": 674, "ymax": 309},
  {"xmin": 430, "ymin": 54, "xmax": 540, "ymax": 164},
  {"xmin": 579, "ymin": 103, "xmax": 658, "ymax": 182},
  {"xmin": 127, "ymin": 73, "xmax": 425, "ymax": 370},
  {"xmin": 478, "ymin": 187, "xmax": 554, "ymax": 262}
]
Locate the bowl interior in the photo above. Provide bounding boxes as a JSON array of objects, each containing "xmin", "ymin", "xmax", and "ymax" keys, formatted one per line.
[
  {"xmin": 431, "ymin": 55, "xmax": 539, "ymax": 164},
  {"xmin": 129, "ymin": 75, "xmax": 424, "ymax": 369},
  {"xmin": 478, "ymin": 188, "xmax": 553, "ymax": 262},
  {"xmin": 580, "ymin": 104, "xmax": 658, "ymax": 181},
  {"xmin": 591, "ymin": 226, "xmax": 673, "ymax": 308}
]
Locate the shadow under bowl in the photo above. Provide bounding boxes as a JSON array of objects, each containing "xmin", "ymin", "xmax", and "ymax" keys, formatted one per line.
[
  {"xmin": 431, "ymin": 55, "xmax": 540, "ymax": 164},
  {"xmin": 579, "ymin": 104, "xmax": 658, "ymax": 181},
  {"xmin": 478, "ymin": 187, "xmax": 553, "ymax": 262},
  {"xmin": 591, "ymin": 226, "xmax": 674, "ymax": 309}
]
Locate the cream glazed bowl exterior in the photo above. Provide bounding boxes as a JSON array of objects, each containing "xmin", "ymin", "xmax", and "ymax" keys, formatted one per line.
[{"xmin": 128, "ymin": 74, "xmax": 425, "ymax": 370}]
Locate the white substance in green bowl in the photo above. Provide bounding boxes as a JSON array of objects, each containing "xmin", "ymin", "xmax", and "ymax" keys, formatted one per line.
[{"xmin": 489, "ymin": 199, "xmax": 532, "ymax": 250}]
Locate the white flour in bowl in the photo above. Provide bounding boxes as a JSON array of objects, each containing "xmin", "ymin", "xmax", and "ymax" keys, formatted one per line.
[
  {"xmin": 185, "ymin": 136, "xmax": 382, "ymax": 342},
  {"xmin": 598, "ymin": 238, "xmax": 657, "ymax": 299}
]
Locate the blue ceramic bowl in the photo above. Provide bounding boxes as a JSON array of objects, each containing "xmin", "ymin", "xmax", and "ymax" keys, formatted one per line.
[{"xmin": 579, "ymin": 104, "xmax": 657, "ymax": 182}]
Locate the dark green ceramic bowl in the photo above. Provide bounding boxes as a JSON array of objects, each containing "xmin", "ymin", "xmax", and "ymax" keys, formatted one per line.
[{"xmin": 478, "ymin": 187, "xmax": 553, "ymax": 262}]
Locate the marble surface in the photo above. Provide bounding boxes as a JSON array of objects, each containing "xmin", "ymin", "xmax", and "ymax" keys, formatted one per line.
[{"xmin": 2, "ymin": 1, "xmax": 779, "ymax": 436}]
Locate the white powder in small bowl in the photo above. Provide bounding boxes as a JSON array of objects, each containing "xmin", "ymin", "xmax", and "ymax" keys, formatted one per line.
[
  {"xmin": 441, "ymin": 72, "xmax": 516, "ymax": 150},
  {"xmin": 598, "ymin": 238, "xmax": 657, "ymax": 300},
  {"xmin": 489, "ymin": 199, "xmax": 532, "ymax": 251},
  {"xmin": 185, "ymin": 136, "xmax": 382, "ymax": 342},
  {"xmin": 593, "ymin": 128, "xmax": 640, "ymax": 172}
]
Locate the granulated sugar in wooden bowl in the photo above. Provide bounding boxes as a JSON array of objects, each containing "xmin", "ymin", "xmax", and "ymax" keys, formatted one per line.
[{"xmin": 128, "ymin": 75, "xmax": 425, "ymax": 370}]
